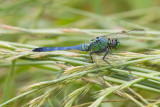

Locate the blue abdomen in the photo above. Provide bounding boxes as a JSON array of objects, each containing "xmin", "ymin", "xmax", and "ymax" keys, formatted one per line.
[{"xmin": 32, "ymin": 43, "xmax": 90, "ymax": 52}]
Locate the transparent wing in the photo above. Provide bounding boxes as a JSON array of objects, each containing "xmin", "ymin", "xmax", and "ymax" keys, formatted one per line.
[{"xmin": 101, "ymin": 29, "xmax": 146, "ymax": 38}]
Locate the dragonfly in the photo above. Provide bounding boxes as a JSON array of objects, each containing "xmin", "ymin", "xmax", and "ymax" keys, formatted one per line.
[
  {"xmin": 32, "ymin": 29, "xmax": 142, "ymax": 64},
  {"xmin": 32, "ymin": 37, "xmax": 120, "ymax": 64},
  {"xmin": 32, "ymin": 29, "xmax": 142, "ymax": 87}
]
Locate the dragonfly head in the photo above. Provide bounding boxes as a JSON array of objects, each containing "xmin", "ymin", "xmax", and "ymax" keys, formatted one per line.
[{"xmin": 112, "ymin": 38, "xmax": 120, "ymax": 49}]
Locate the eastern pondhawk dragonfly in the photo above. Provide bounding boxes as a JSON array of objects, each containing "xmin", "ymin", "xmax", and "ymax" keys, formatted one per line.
[
  {"xmin": 32, "ymin": 29, "xmax": 144, "ymax": 64},
  {"xmin": 32, "ymin": 32, "xmax": 124, "ymax": 64},
  {"xmin": 32, "ymin": 29, "xmax": 143, "ymax": 87}
]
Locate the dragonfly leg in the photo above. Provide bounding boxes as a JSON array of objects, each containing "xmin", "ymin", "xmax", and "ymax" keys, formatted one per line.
[
  {"xmin": 90, "ymin": 50, "xmax": 105, "ymax": 63},
  {"xmin": 90, "ymin": 53, "xmax": 108, "ymax": 88},
  {"xmin": 90, "ymin": 51, "xmax": 94, "ymax": 63},
  {"xmin": 103, "ymin": 48, "xmax": 111, "ymax": 65},
  {"xmin": 107, "ymin": 40, "xmax": 113, "ymax": 55}
]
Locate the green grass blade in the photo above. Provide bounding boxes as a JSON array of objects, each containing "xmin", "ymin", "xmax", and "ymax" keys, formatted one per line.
[
  {"xmin": 0, "ymin": 89, "xmax": 38, "ymax": 107},
  {"xmin": 1, "ymin": 60, "xmax": 16, "ymax": 103}
]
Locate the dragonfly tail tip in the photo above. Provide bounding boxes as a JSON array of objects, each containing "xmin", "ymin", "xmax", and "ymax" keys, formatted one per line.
[{"xmin": 32, "ymin": 48, "xmax": 43, "ymax": 52}]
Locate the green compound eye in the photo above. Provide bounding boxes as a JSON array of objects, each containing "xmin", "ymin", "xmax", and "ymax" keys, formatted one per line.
[{"xmin": 116, "ymin": 42, "xmax": 120, "ymax": 48}]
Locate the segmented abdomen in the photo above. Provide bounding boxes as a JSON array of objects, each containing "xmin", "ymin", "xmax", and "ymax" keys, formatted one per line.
[
  {"xmin": 32, "ymin": 43, "xmax": 90, "ymax": 52},
  {"xmin": 77, "ymin": 43, "xmax": 90, "ymax": 51}
]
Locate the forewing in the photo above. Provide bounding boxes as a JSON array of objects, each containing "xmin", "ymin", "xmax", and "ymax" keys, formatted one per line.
[{"xmin": 102, "ymin": 29, "xmax": 145, "ymax": 38}]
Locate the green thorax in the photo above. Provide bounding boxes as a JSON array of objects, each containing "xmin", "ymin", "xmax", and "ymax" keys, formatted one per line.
[{"xmin": 90, "ymin": 36, "xmax": 109, "ymax": 52}]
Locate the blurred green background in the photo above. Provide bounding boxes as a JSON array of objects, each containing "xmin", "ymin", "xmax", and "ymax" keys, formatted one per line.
[
  {"xmin": 1, "ymin": 0, "xmax": 160, "ymax": 29},
  {"xmin": 0, "ymin": 0, "xmax": 160, "ymax": 107}
]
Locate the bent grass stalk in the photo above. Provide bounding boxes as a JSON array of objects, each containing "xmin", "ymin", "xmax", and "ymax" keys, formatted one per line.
[
  {"xmin": 0, "ymin": 1, "xmax": 160, "ymax": 107},
  {"xmin": 1, "ymin": 60, "xmax": 16, "ymax": 104},
  {"xmin": 0, "ymin": 27, "xmax": 160, "ymax": 106},
  {"xmin": 0, "ymin": 55, "xmax": 160, "ymax": 106}
]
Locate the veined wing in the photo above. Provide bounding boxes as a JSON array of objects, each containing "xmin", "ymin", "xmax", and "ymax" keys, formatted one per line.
[{"xmin": 101, "ymin": 29, "xmax": 145, "ymax": 38}]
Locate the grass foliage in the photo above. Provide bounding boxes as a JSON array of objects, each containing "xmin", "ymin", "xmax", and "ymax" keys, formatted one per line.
[{"xmin": 0, "ymin": 0, "xmax": 160, "ymax": 107}]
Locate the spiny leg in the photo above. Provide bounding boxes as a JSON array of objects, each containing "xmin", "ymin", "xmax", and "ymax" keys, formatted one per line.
[
  {"xmin": 107, "ymin": 43, "xmax": 117, "ymax": 61},
  {"xmin": 90, "ymin": 51, "xmax": 95, "ymax": 63},
  {"xmin": 89, "ymin": 51, "xmax": 108, "ymax": 88},
  {"xmin": 107, "ymin": 40, "xmax": 113, "ymax": 55},
  {"xmin": 103, "ymin": 48, "xmax": 111, "ymax": 65},
  {"xmin": 90, "ymin": 50, "xmax": 106, "ymax": 63}
]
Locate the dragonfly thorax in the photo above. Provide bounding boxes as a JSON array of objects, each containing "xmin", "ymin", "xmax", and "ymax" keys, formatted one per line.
[
  {"xmin": 89, "ymin": 36, "xmax": 108, "ymax": 52},
  {"xmin": 89, "ymin": 36, "xmax": 120, "ymax": 52}
]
